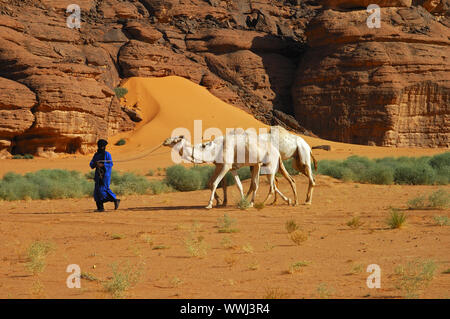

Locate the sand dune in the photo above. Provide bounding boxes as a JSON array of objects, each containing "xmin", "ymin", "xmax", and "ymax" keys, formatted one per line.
[{"xmin": 112, "ymin": 76, "xmax": 269, "ymax": 154}]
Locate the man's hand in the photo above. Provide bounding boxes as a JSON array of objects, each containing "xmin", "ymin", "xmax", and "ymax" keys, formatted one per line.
[{"xmin": 96, "ymin": 161, "xmax": 104, "ymax": 168}]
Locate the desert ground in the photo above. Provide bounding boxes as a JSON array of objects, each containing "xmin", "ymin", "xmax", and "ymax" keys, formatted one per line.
[{"xmin": 0, "ymin": 77, "xmax": 448, "ymax": 299}]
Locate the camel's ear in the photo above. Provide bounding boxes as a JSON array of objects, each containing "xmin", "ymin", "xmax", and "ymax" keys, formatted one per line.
[{"xmin": 180, "ymin": 135, "xmax": 184, "ymax": 139}]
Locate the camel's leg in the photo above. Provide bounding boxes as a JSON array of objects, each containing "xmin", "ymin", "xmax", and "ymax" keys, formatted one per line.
[
  {"xmin": 208, "ymin": 165, "xmax": 224, "ymax": 207},
  {"xmin": 304, "ymin": 163, "xmax": 315, "ymax": 205},
  {"xmin": 206, "ymin": 164, "xmax": 231, "ymax": 209},
  {"xmin": 222, "ymin": 176, "xmax": 228, "ymax": 207},
  {"xmin": 262, "ymin": 173, "xmax": 276, "ymax": 205},
  {"xmin": 269, "ymin": 176, "xmax": 279, "ymax": 205},
  {"xmin": 273, "ymin": 181, "xmax": 291, "ymax": 205},
  {"xmin": 245, "ymin": 166, "xmax": 256, "ymax": 198},
  {"xmin": 231, "ymin": 169, "xmax": 244, "ymax": 199},
  {"xmin": 248, "ymin": 165, "xmax": 260, "ymax": 206},
  {"xmin": 278, "ymin": 158, "xmax": 298, "ymax": 206}
]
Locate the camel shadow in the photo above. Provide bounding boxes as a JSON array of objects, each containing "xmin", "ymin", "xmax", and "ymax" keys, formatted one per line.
[{"xmin": 125, "ymin": 205, "xmax": 208, "ymax": 212}]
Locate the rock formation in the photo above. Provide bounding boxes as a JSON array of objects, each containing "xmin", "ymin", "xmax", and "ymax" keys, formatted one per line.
[
  {"xmin": 0, "ymin": 0, "xmax": 448, "ymax": 154},
  {"xmin": 292, "ymin": 5, "xmax": 449, "ymax": 147}
]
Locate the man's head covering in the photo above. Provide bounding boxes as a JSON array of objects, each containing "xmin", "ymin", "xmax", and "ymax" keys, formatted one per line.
[{"xmin": 97, "ymin": 139, "xmax": 108, "ymax": 148}]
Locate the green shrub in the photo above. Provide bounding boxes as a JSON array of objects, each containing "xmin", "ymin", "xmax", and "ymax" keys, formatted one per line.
[
  {"xmin": 114, "ymin": 87, "xmax": 128, "ymax": 99},
  {"xmin": 428, "ymin": 189, "xmax": 450, "ymax": 209},
  {"xmin": 148, "ymin": 180, "xmax": 172, "ymax": 195},
  {"xmin": 394, "ymin": 163, "xmax": 436, "ymax": 185},
  {"xmin": 407, "ymin": 195, "xmax": 427, "ymax": 210},
  {"xmin": 361, "ymin": 165, "xmax": 394, "ymax": 185},
  {"xmin": 0, "ymin": 169, "xmax": 158, "ymax": 201},
  {"xmin": 407, "ymin": 189, "xmax": 449, "ymax": 210},
  {"xmin": 317, "ymin": 153, "xmax": 449, "ymax": 185},
  {"xmin": 115, "ymin": 139, "xmax": 126, "ymax": 146},
  {"xmin": 429, "ymin": 152, "xmax": 450, "ymax": 170},
  {"xmin": 164, "ymin": 164, "xmax": 252, "ymax": 192},
  {"xmin": 165, "ymin": 165, "xmax": 203, "ymax": 191},
  {"xmin": 387, "ymin": 208, "xmax": 407, "ymax": 229},
  {"xmin": 12, "ymin": 154, "xmax": 34, "ymax": 159},
  {"xmin": 0, "ymin": 169, "xmax": 92, "ymax": 200},
  {"xmin": 111, "ymin": 172, "xmax": 152, "ymax": 195}
]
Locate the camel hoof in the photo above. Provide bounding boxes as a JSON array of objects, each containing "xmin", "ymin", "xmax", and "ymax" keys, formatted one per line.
[
  {"xmin": 304, "ymin": 202, "xmax": 312, "ymax": 206},
  {"xmin": 249, "ymin": 202, "xmax": 254, "ymax": 208},
  {"xmin": 287, "ymin": 199, "xmax": 292, "ymax": 206},
  {"xmin": 205, "ymin": 205, "xmax": 213, "ymax": 209}
]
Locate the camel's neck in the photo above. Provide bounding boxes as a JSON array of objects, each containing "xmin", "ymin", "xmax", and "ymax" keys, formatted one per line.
[
  {"xmin": 173, "ymin": 140, "xmax": 201, "ymax": 164},
  {"xmin": 174, "ymin": 139, "xmax": 220, "ymax": 164}
]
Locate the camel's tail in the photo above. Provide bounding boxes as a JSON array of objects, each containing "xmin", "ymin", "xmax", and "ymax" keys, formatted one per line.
[{"xmin": 311, "ymin": 145, "xmax": 331, "ymax": 151}]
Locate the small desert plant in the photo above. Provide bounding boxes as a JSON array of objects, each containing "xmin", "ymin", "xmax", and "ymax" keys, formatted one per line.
[
  {"xmin": 148, "ymin": 180, "xmax": 172, "ymax": 195},
  {"xmin": 138, "ymin": 233, "xmax": 153, "ymax": 246},
  {"xmin": 317, "ymin": 283, "xmax": 335, "ymax": 299},
  {"xmin": 407, "ymin": 195, "xmax": 427, "ymax": 210},
  {"xmin": 170, "ymin": 277, "xmax": 183, "ymax": 288},
  {"xmin": 289, "ymin": 229, "xmax": 308, "ymax": 245},
  {"xmin": 242, "ymin": 243, "xmax": 254, "ymax": 254},
  {"xmin": 248, "ymin": 261, "xmax": 259, "ymax": 271},
  {"xmin": 81, "ymin": 272, "xmax": 99, "ymax": 282},
  {"xmin": 146, "ymin": 169, "xmax": 154, "ymax": 176},
  {"xmin": 114, "ymin": 87, "xmax": 128, "ymax": 99},
  {"xmin": 387, "ymin": 208, "xmax": 407, "ymax": 229},
  {"xmin": 347, "ymin": 215, "xmax": 364, "ymax": 229},
  {"xmin": 115, "ymin": 139, "xmax": 126, "ymax": 146},
  {"xmin": 103, "ymin": 262, "xmax": 142, "ymax": 299},
  {"xmin": 220, "ymin": 236, "xmax": 236, "ymax": 249},
  {"xmin": 442, "ymin": 268, "xmax": 450, "ymax": 274},
  {"xmin": 350, "ymin": 263, "xmax": 364, "ymax": 274},
  {"xmin": 25, "ymin": 241, "xmax": 54, "ymax": 275},
  {"xmin": 394, "ymin": 259, "xmax": 437, "ymax": 298},
  {"xmin": 238, "ymin": 197, "xmax": 251, "ymax": 210},
  {"xmin": 288, "ymin": 261, "xmax": 310, "ymax": 274},
  {"xmin": 30, "ymin": 279, "xmax": 45, "ymax": 297},
  {"xmin": 224, "ymin": 254, "xmax": 238, "ymax": 267},
  {"xmin": 428, "ymin": 189, "xmax": 450, "ymax": 209},
  {"xmin": 110, "ymin": 233, "xmax": 124, "ymax": 240},
  {"xmin": 184, "ymin": 235, "xmax": 208, "ymax": 258},
  {"xmin": 152, "ymin": 245, "xmax": 169, "ymax": 250},
  {"xmin": 285, "ymin": 219, "xmax": 299, "ymax": 233},
  {"xmin": 217, "ymin": 214, "xmax": 239, "ymax": 233},
  {"xmin": 408, "ymin": 190, "xmax": 449, "ymax": 210},
  {"xmin": 433, "ymin": 215, "xmax": 450, "ymax": 226},
  {"xmin": 263, "ymin": 287, "xmax": 289, "ymax": 299}
]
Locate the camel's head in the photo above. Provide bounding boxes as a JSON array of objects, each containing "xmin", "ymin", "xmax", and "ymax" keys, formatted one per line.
[{"xmin": 163, "ymin": 135, "xmax": 185, "ymax": 147}]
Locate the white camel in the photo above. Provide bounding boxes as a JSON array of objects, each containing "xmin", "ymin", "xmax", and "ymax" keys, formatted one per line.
[
  {"xmin": 210, "ymin": 126, "xmax": 318, "ymax": 205},
  {"xmin": 163, "ymin": 130, "xmax": 293, "ymax": 209},
  {"xmin": 268, "ymin": 125, "xmax": 317, "ymax": 205}
]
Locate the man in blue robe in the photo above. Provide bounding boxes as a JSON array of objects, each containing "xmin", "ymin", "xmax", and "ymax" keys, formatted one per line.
[{"xmin": 89, "ymin": 139, "xmax": 120, "ymax": 212}]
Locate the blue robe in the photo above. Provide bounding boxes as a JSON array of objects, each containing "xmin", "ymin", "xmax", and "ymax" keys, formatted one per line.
[{"xmin": 89, "ymin": 151, "xmax": 117, "ymax": 203}]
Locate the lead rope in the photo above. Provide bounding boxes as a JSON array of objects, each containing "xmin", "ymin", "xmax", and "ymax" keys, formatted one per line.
[{"xmin": 97, "ymin": 142, "xmax": 165, "ymax": 163}]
